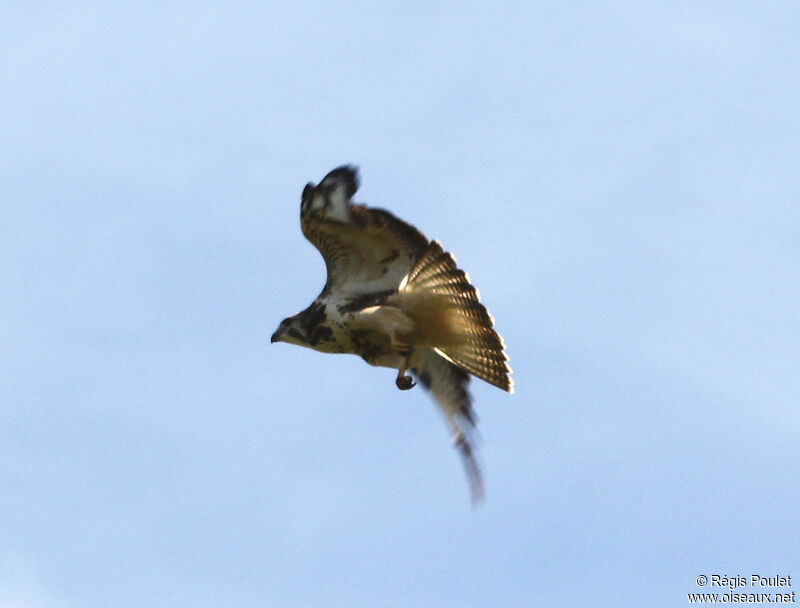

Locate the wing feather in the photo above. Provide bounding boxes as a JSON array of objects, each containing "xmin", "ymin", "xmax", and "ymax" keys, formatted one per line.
[
  {"xmin": 403, "ymin": 241, "xmax": 513, "ymax": 392},
  {"xmin": 300, "ymin": 165, "xmax": 428, "ymax": 296}
]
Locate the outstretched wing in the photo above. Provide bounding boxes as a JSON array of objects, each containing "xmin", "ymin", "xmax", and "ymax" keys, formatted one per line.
[
  {"xmin": 402, "ymin": 241, "xmax": 513, "ymax": 392},
  {"xmin": 300, "ymin": 165, "xmax": 429, "ymax": 297},
  {"xmin": 412, "ymin": 347, "xmax": 484, "ymax": 504}
]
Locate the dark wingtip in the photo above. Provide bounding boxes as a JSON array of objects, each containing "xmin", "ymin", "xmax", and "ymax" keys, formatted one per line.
[{"xmin": 322, "ymin": 164, "xmax": 360, "ymax": 198}]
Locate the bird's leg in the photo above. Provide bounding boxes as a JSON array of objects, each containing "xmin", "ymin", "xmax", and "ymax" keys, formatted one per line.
[
  {"xmin": 391, "ymin": 332, "xmax": 416, "ymax": 391},
  {"xmin": 395, "ymin": 360, "xmax": 415, "ymax": 390}
]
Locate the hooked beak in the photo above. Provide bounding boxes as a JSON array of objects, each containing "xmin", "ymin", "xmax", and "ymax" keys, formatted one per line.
[{"xmin": 270, "ymin": 330, "xmax": 281, "ymax": 343}]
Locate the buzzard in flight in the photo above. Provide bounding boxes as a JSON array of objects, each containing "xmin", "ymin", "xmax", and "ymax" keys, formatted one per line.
[{"xmin": 271, "ymin": 166, "xmax": 512, "ymax": 502}]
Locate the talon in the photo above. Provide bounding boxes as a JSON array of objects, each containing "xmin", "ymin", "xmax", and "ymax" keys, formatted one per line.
[
  {"xmin": 394, "ymin": 341, "xmax": 416, "ymax": 390},
  {"xmin": 396, "ymin": 375, "xmax": 416, "ymax": 390}
]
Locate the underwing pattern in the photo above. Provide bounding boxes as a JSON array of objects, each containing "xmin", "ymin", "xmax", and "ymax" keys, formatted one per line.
[{"xmin": 271, "ymin": 165, "xmax": 512, "ymax": 503}]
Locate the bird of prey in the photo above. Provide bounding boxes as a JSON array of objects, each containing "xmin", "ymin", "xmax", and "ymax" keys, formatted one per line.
[{"xmin": 271, "ymin": 165, "xmax": 512, "ymax": 502}]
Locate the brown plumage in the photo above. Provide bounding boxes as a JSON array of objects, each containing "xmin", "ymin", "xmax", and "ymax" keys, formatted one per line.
[
  {"xmin": 271, "ymin": 165, "xmax": 512, "ymax": 503},
  {"xmin": 399, "ymin": 241, "xmax": 513, "ymax": 393}
]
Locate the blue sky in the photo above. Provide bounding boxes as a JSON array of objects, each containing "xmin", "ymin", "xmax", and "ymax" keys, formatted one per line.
[{"xmin": 2, "ymin": 3, "xmax": 799, "ymax": 607}]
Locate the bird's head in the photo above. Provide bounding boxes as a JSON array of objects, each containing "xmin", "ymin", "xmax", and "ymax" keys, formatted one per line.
[{"xmin": 270, "ymin": 314, "xmax": 310, "ymax": 346}]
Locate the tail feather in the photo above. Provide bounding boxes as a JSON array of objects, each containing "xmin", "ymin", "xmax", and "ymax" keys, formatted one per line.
[
  {"xmin": 402, "ymin": 241, "xmax": 513, "ymax": 393},
  {"xmin": 412, "ymin": 348, "xmax": 483, "ymax": 504}
]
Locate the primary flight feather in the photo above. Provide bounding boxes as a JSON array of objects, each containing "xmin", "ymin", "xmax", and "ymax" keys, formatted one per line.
[{"xmin": 271, "ymin": 165, "xmax": 512, "ymax": 502}]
